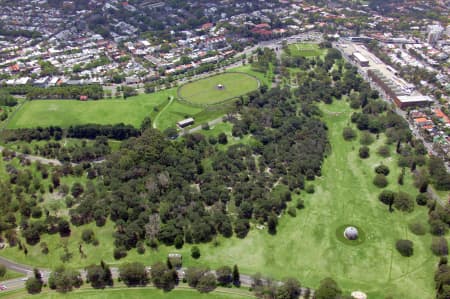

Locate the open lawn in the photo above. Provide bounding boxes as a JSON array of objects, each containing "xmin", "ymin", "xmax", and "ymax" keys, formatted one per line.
[
  {"xmin": 286, "ymin": 43, "xmax": 325, "ymax": 58},
  {"xmin": 154, "ymin": 100, "xmax": 234, "ymax": 131},
  {"xmin": 178, "ymin": 73, "xmax": 259, "ymax": 105},
  {"xmin": 0, "ymin": 287, "xmax": 254, "ymax": 299},
  {"xmin": 7, "ymin": 90, "xmax": 176, "ymax": 129},
  {"xmin": 6, "ymin": 88, "xmax": 232, "ymax": 132},
  {"xmin": 0, "ymin": 101, "xmax": 441, "ymax": 298}
]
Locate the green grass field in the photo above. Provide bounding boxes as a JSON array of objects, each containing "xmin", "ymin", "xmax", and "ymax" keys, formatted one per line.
[
  {"xmin": 7, "ymin": 90, "xmax": 176, "ymax": 129},
  {"xmin": 287, "ymin": 43, "xmax": 325, "ymax": 58},
  {"xmin": 6, "ymin": 88, "xmax": 234, "ymax": 132},
  {"xmin": 228, "ymin": 65, "xmax": 273, "ymax": 88},
  {"xmin": 0, "ymin": 287, "xmax": 254, "ymax": 299},
  {"xmin": 178, "ymin": 73, "xmax": 259, "ymax": 105}
]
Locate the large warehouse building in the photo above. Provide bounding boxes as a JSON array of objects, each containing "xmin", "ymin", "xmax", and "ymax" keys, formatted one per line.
[
  {"xmin": 367, "ymin": 69, "xmax": 432, "ymax": 109},
  {"xmin": 395, "ymin": 95, "xmax": 434, "ymax": 109}
]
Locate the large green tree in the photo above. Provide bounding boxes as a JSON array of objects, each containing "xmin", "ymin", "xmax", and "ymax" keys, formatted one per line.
[
  {"xmin": 315, "ymin": 277, "xmax": 342, "ymax": 299},
  {"xmin": 119, "ymin": 262, "xmax": 148, "ymax": 287},
  {"xmin": 150, "ymin": 262, "xmax": 177, "ymax": 291},
  {"xmin": 48, "ymin": 266, "xmax": 83, "ymax": 293}
]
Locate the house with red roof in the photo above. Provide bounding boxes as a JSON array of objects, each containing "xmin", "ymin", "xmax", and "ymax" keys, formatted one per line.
[
  {"xmin": 9, "ymin": 64, "xmax": 20, "ymax": 73},
  {"xmin": 434, "ymin": 108, "xmax": 450, "ymax": 124},
  {"xmin": 414, "ymin": 117, "xmax": 433, "ymax": 127},
  {"xmin": 254, "ymin": 23, "xmax": 271, "ymax": 29},
  {"xmin": 201, "ymin": 23, "xmax": 214, "ymax": 31}
]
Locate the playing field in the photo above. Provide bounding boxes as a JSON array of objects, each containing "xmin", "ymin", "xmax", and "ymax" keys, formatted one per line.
[
  {"xmin": 178, "ymin": 73, "xmax": 260, "ymax": 105},
  {"xmin": 6, "ymin": 90, "xmax": 176, "ymax": 129},
  {"xmin": 287, "ymin": 43, "xmax": 325, "ymax": 57}
]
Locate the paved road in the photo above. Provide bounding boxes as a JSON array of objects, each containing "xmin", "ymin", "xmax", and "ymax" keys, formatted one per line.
[
  {"xmin": 0, "ymin": 255, "xmax": 313, "ymax": 296},
  {"xmin": 0, "ymin": 256, "xmax": 35, "ymax": 275}
]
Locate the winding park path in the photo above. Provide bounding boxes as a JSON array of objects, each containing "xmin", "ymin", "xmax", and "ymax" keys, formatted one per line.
[{"xmin": 152, "ymin": 96, "xmax": 174, "ymax": 129}]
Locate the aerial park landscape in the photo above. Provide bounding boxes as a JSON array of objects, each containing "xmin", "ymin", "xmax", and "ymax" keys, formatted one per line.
[
  {"xmin": 0, "ymin": 41, "xmax": 447, "ymax": 299},
  {"xmin": 0, "ymin": 2, "xmax": 449, "ymax": 299}
]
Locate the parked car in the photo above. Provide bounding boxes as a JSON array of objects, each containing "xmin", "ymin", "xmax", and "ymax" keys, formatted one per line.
[{"xmin": 0, "ymin": 285, "xmax": 7, "ymax": 291}]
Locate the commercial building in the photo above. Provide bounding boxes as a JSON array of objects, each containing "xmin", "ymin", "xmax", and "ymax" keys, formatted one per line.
[{"xmin": 395, "ymin": 95, "xmax": 433, "ymax": 109}]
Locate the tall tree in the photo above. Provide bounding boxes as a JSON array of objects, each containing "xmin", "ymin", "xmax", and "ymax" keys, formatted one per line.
[{"xmin": 232, "ymin": 264, "xmax": 240, "ymax": 287}]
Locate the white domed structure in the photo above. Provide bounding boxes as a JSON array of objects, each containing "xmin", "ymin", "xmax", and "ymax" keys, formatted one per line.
[
  {"xmin": 351, "ymin": 291, "xmax": 367, "ymax": 299},
  {"xmin": 344, "ymin": 226, "xmax": 359, "ymax": 240}
]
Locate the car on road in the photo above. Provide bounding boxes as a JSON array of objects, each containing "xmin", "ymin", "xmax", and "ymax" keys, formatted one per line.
[{"xmin": 0, "ymin": 285, "xmax": 7, "ymax": 291}]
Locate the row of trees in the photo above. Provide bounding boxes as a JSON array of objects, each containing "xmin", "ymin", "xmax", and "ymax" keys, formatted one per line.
[
  {"xmin": 22, "ymin": 258, "xmax": 352, "ymax": 299},
  {"xmin": 67, "ymin": 124, "xmax": 140, "ymax": 140},
  {"xmin": 1, "ymin": 123, "xmax": 140, "ymax": 143},
  {"xmin": 8, "ymin": 259, "xmax": 350, "ymax": 299},
  {"xmin": 2, "ymin": 126, "xmax": 64, "ymax": 142},
  {"xmin": 2, "ymin": 84, "xmax": 104, "ymax": 100}
]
